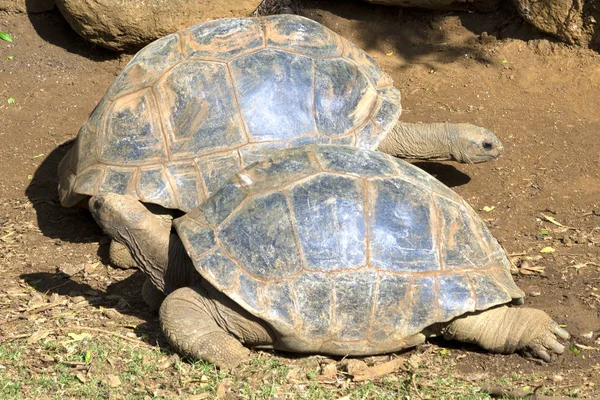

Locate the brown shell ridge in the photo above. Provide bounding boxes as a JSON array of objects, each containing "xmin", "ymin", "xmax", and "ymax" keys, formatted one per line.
[
  {"xmin": 224, "ymin": 62, "xmax": 253, "ymax": 143},
  {"xmin": 364, "ymin": 269, "xmax": 380, "ymax": 342},
  {"xmin": 148, "ymin": 86, "xmax": 173, "ymax": 162},
  {"xmin": 281, "ymin": 190, "xmax": 308, "ymax": 272},
  {"xmin": 192, "ymin": 159, "xmax": 210, "ymax": 201},
  {"xmin": 161, "ymin": 164, "xmax": 183, "ymax": 210}
]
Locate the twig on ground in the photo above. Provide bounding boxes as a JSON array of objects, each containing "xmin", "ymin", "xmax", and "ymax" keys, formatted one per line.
[
  {"xmin": 351, "ymin": 357, "xmax": 407, "ymax": 382},
  {"xmin": 58, "ymin": 326, "xmax": 149, "ymax": 346}
]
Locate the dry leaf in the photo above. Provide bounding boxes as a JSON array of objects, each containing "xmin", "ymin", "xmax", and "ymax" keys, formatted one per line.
[
  {"xmin": 540, "ymin": 214, "xmax": 575, "ymax": 229},
  {"xmin": 575, "ymin": 343, "xmax": 598, "ymax": 351},
  {"xmin": 28, "ymin": 330, "xmax": 51, "ymax": 344},
  {"xmin": 67, "ymin": 332, "xmax": 92, "ymax": 341},
  {"xmin": 105, "ymin": 374, "xmax": 121, "ymax": 387},
  {"xmin": 188, "ymin": 394, "xmax": 211, "ymax": 400}
]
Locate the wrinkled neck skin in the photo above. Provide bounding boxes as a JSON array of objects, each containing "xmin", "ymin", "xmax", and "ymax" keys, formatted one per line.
[
  {"xmin": 378, "ymin": 122, "xmax": 462, "ymax": 161},
  {"xmin": 117, "ymin": 225, "xmax": 198, "ymax": 296}
]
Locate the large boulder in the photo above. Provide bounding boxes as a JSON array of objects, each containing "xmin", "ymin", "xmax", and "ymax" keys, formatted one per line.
[
  {"xmin": 361, "ymin": 0, "xmax": 501, "ymax": 12},
  {"xmin": 55, "ymin": 0, "xmax": 264, "ymax": 52},
  {"xmin": 0, "ymin": 0, "xmax": 55, "ymax": 13},
  {"xmin": 513, "ymin": 0, "xmax": 596, "ymax": 46}
]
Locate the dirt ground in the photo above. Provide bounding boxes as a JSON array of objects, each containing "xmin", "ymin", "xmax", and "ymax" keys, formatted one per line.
[{"xmin": 1, "ymin": 0, "xmax": 600, "ymax": 398}]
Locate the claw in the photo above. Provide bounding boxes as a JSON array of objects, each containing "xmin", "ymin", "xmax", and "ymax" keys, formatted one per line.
[
  {"xmin": 529, "ymin": 343, "xmax": 551, "ymax": 362},
  {"xmin": 544, "ymin": 334, "xmax": 566, "ymax": 355},
  {"xmin": 550, "ymin": 323, "xmax": 570, "ymax": 340}
]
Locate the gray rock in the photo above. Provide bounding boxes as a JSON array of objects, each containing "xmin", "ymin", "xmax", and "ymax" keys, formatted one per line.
[
  {"xmin": 513, "ymin": 0, "xmax": 595, "ymax": 46},
  {"xmin": 55, "ymin": 0, "xmax": 264, "ymax": 52}
]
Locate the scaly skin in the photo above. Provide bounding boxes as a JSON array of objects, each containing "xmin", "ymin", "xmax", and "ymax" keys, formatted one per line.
[
  {"xmin": 442, "ymin": 306, "xmax": 570, "ymax": 362},
  {"xmin": 378, "ymin": 122, "xmax": 504, "ymax": 163}
]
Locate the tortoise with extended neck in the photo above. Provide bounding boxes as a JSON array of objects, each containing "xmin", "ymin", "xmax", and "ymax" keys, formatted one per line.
[
  {"xmin": 90, "ymin": 145, "xmax": 567, "ymax": 369},
  {"xmin": 58, "ymin": 15, "xmax": 502, "ymax": 268}
]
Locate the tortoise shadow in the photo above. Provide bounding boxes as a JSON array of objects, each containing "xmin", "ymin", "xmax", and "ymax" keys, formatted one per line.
[
  {"xmin": 24, "ymin": 141, "xmax": 104, "ymax": 247},
  {"xmin": 20, "ymin": 269, "xmax": 167, "ymax": 348},
  {"xmin": 411, "ymin": 161, "xmax": 471, "ymax": 187},
  {"xmin": 24, "ymin": 1, "xmax": 119, "ymax": 62}
]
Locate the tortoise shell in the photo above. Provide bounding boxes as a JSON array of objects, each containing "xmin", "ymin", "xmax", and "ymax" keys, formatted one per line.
[
  {"xmin": 174, "ymin": 145, "xmax": 524, "ymax": 354},
  {"xmin": 58, "ymin": 15, "xmax": 401, "ymax": 212}
]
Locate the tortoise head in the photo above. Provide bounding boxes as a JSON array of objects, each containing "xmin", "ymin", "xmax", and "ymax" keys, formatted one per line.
[
  {"xmin": 90, "ymin": 194, "xmax": 150, "ymax": 245},
  {"xmin": 90, "ymin": 193, "xmax": 173, "ymax": 291},
  {"xmin": 449, "ymin": 124, "xmax": 504, "ymax": 164}
]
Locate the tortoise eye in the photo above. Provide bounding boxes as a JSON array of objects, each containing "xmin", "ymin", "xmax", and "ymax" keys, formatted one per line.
[
  {"xmin": 482, "ymin": 142, "xmax": 493, "ymax": 150},
  {"xmin": 93, "ymin": 198, "xmax": 104, "ymax": 211}
]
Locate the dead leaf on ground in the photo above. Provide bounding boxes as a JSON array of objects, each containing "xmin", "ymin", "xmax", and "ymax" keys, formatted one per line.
[
  {"xmin": 27, "ymin": 329, "xmax": 51, "ymax": 344},
  {"xmin": 540, "ymin": 214, "xmax": 576, "ymax": 229}
]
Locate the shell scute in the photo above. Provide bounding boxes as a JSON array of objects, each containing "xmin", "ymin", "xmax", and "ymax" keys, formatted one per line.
[
  {"xmin": 265, "ymin": 15, "xmax": 343, "ymax": 58},
  {"xmin": 314, "ymin": 58, "xmax": 375, "ymax": 136},
  {"xmin": 182, "ymin": 18, "xmax": 264, "ymax": 61},
  {"xmin": 331, "ymin": 270, "xmax": 377, "ymax": 341},
  {"xmin": 138, "ymin": 166, "xmax": 178, "ymax": 208},
  {"xmin": 101, "ymin": 90, "xmax": 167, "ymax": 165},
  {"xmin": 238, "ymin": 145, "xmax": 320, "ymax": 195},
  {"xmin": 436, "ymin": 273, "xmax": 476, "ymax": 321},
  {"xmin": 106, "ymin": 34, "xmax": 183, "ymax": 99},
  {"xmin": 369, "ymin": 273, "xmax": 411, "ymax": 342},
  {"xmin": 154, "ymin": 61, "xmax": 248, "ymax": 159},
  {"xmin": 188, "ymin": 180, "xmax": 247, "ymax": 227},
  {"xmin": 166, "ymin": 162, "xmax": 201, "ymax": 211},
  {"xmin": 315, "ymin": 145, "xmax": 396, "ymax": 178},
  {"xmin": 229, "ymin": 49, "xmax": 316, "ymax": 141},
  {"xmin": 367, "ymin": 177, "xmax": 438, "ymax": 272},
  {"xmin": 292, "ymin": 272, "xmax": 332, "ymax": 339},
  {"xmin": 286, "ymin": 173, "xmax": 366, "ymax": 271},
  {"xmin": 194, "ymin": 151, "xmax": 241, "ymax": 198},
  {"xmin": 98, "ymin": 167, "xmax": 135, "ymax": 195},
  {"xmin": 217, "ymin": 192, "xmax": 303, "ymax": 281}
]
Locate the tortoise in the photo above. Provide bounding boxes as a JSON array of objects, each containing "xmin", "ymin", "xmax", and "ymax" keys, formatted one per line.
[
  {"xmin": 89, "ymin": 145, "xmax": 568, "ymax": 369},
  {"xmin": 57, "ymin": 15, "xmax": 503, "ymax": 267}
]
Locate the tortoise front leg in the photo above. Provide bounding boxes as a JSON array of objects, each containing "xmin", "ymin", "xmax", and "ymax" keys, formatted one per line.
[
  {"xmin": 109, "ymin": 240, "xmax": 138, "ymax": 269},
  {"xmin": 142, "ymin": 278, "xmax": 166, "ymax": 312},
  {"xmin": 159, "ymin": 285, "xmax": 276, "ymax": 369},
  {"xmin": 441, "ymin": 306, "xmax": 569, "ymax": 362}
]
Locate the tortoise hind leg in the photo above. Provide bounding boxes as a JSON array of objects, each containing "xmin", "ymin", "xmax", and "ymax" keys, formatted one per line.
[
  {"xmin": 441, "ymin": 306, "xmax": 569, "ymax": 362},
  {"xmin": 159, "ymin": 285, "xmax": 276, "ymax": 369}
]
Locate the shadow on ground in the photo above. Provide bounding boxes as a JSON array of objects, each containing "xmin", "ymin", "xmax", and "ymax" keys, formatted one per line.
[
  {"xmin": 412, "ymin": 161, "xmax": 471, "ymax": 187},
  {"xmin": 20, "ymin": 269, "xmax": 166, "ymax": 347},
  {"xmin": 25, "ymin": 141, "xmax": 103, "ymax": 247},
  {"xmin": 302, "ymin": 0, "xmax": 553, "ymax": 70},
  {"xmin": 25, "ymin": 1, "xmax": 118, "ymax": 62}
]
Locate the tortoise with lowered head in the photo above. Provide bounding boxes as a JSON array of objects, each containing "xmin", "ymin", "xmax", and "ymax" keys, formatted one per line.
[
  {"xmin": 58, "ymin": 15, "xmax": 504, "ymax": 266},
  {"xmin": 90, "ymin": 145, "xmax": 567, "ymax": 369}
]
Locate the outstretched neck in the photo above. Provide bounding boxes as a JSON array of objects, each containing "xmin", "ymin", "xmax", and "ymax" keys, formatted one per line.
[{"xmin": 377, "ymin": 122, "xmax": 458, "ymax": 161}]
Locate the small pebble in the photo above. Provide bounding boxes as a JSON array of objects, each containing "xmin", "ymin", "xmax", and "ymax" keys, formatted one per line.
[
  {"xmin": 343, "ymin": 359, "xmax": 368, "ymax": 375},
  {"xmin": 581, "ymin": 331, "xmax": 594, "ymax": 339},
  {"xmin": 529, "ymin": 291, "xmax": 541, "ymax": 297},
  {"xmin": 320, "ymin": 362, "xmax": 337, "ymax": 378},
  {"xmin": 70, "ymin": 296, "xmax": 87, "ymax": 304}
]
